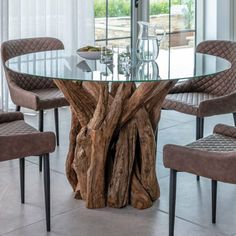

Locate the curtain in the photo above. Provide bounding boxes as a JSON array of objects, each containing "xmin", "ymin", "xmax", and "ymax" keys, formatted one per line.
[
  {"xmin": 0, "ymin": 0, "xmax": 8, "ymax": 110},
  {"xmin": 0, "ymin": 0, "xmax": 95, "ymax": 110}
]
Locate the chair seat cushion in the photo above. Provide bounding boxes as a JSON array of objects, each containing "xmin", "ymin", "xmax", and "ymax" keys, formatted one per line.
[
  {"xmin": 32, "ymin": 88, "xmax": 69, "ymax": 110},
  {"xmin": 187, "ymin": 134, "xmax": 236, "ymax": 152},
  {"xmin": 163, "ymin": 133, "xmax": 236, "ymax": 184},
  {"xmin": 0, "ymin": 120, "xmax": 55, "ymax": 161},
  {"xmin": 162, "ymin": 92, "xmax": 218, "ymax": 116}
]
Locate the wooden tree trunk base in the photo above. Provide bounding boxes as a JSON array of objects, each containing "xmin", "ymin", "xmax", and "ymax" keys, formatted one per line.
[{"xmin": 54, "ymin": 80, "xmax": 176, "ymax": 209}]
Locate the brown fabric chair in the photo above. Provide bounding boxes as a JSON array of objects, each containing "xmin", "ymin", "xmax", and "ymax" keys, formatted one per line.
[
  {"xmin": 0, "ymin": 111, "xmax": 56, "ymax": 231},
  {"xmin": 163, "ymin": 123, "xmax": 236, "ymax": 236},
  {"xmin": 162, "ymin": 40, "xmax": 236, "ymax": 142},
  {"xmin": 1, "ymin": 37, "xmax": 69, "ymax": 171}
]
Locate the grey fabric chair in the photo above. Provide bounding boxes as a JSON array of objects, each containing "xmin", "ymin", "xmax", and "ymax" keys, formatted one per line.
[
  {"xmin": 1, "ymin": 37, "xmax": 69, "ymax": 171},
  {"xmin": 0, "ymin": 111, "xmax": 56, "ymax": 231},
  {"xmin": 163, "ymin": 123, "xmax": 236, "ymax": 236}
]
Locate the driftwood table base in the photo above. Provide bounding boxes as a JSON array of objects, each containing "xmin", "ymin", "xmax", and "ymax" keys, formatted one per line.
[{"xmin": 54, "ymin": 80, "xmax": 176, "ymax": 209}]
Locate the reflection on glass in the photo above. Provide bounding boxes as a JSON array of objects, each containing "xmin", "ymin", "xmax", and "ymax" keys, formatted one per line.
[
  {"xmin": 100, "ymin": 46, "xmax": 113, "ymax": 64},
  {"xmin": 118, "ymin": 46, "xmax": 131, "ymax": 76},
  {"xmin": 136, "ymin": 61, "xmax": 159, "ymax": 81},
  {"xmin": 7, "ymin": 50, "xmax": 231, "ymax": 82}
]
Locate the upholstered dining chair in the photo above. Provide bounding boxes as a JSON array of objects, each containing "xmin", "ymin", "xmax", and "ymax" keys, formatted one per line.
[
  {"xmin": 162, "ymin": 40, "xmax": 236, "ymax": 142},
  {"xmin": 163, "ymin": 123, "xmax": 236, "ymax": 236},
  {"xmin": 0, "ymin": 111, "xmax": 55, "ymax": 231},
  {"xmin": 1, "ymin": 37, "xmax": 69, "ymax": 171}
]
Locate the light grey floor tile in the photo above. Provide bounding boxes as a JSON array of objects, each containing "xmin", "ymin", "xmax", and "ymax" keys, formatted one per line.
[
  {"xmin": 158, "ymin": 117, "xmax": 181, "ymax": 130},
  {"xmin": 158, "ymin": 174, "xmax": 236, "ymax": 236},
  {"xmin": 0, "ymin": 160, "xmax": 33, "ymax": 174},
  {"xmin": 156, "ymin": 120, "xmax": 196, "ymax": 153},
  {"xmin": 0, "ymin": 165, "xmax": 82, "ymax": 235},
  {"xmin": 157, "ymin": 162, "xmax": 169, "ymax": 180},
  {"xmin": 1, "ymin": 107, "xmax": 235, "ymax": 236},
  {"xmin": 161, "ymin": 110, "xmax": 195, "ymax": 123},
  {"xmin": 2, "ymin": 205, "xmax": 226, "ymax": 236}
]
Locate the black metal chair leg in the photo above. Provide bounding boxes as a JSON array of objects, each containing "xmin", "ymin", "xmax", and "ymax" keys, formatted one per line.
[
  {"xmin": 196, "ymin": 117, "xmax": 204, "ymax": 181},
  {"xmin": 169, "ymin": 169, "xmax": 177, "ymax": 236},
  {"xmin": 196, "ymin": 117, "xmax": 204, "ymax": 140},
  {"xmin": 39, "ymin": 110, "xmax": 44, "ymax": 172},
  {"xmin": 43, "ymin": 153, "xmax": 51, "ymax": 232},
  {"xmin": 54, "ymin": 108, "xmax": 59, "ymax": 146},
  {"xmin": 16, "ymin": 105, "xmax": 21, "ymax": 112},
  {"xmin": 212, "ymin": 180, "xmax": 217, "ymax": 224},
  {"xmin": 233, "ymin": 113, "xmax": 236, "ymax": 126},
  {"xmin": 19, "ymin": 158, "xmax": 25, "ymax": 204}
]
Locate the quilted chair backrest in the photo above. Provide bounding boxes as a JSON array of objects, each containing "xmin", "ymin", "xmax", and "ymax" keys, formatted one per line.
[
  {"xmin": 1, "ymin": 37, "xmax": 64, "ymax": 91},
  {"xmin": 195, "ymin": 40, "xmax": 236, "ymax": 96}
]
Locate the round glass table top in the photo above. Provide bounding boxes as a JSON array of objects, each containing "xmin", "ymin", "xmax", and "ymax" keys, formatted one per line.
[{"xmin": 6, "ymin": 49, "xmax": 231, "ymax": 82}]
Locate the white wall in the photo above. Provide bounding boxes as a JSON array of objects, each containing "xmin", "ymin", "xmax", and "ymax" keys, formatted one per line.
[
  {"xmin": 217, "ymin": 0, "xmax": 232, "ymax": 40},
  {"xmin": 202, "ymin": 0, "xmax": 235, "ymax": 41},
  {"xmin": 204, "ymin": 0, "xmax": 217, "ymax": 40}
]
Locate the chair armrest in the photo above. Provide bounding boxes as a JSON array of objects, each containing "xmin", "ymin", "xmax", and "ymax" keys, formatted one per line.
[
  {"xmin": 0, "ymin": 131, "xmax": 56, "ymax": 161},
  {"xmin": 0, "ymin": 112, "xmax": 24, "ymax": 124},
  {"xmin": 163, "ymin": 144, "xmax": 236, "ymax": 183},
  {"xmin": 8, "ymin": 81, "xmax": 39, "ymax": 110},
  {"xmin": 198, "ymin": 92, "xmax": 236, "ymax": 117},
  {"xmin": 213, "ymin": 124, "xmax": 236, "ymax": 138}
]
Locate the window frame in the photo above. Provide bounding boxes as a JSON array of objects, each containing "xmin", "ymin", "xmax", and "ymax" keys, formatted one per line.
[{"xmin": 95, "ymin": 0, "xmax": 197, "ymax": 47}]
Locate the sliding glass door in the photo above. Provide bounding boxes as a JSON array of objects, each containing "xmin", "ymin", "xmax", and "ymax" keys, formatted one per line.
[
  {"xmin": 149, "ymin": 0, "xmax": 196, "ymax": 75},
  {"xmin": 94, "ymin": 0, "xmax": 196, "ymax": 63},
  {"xmin": 94, "ymin": 0, "xmax": 131, "ymax": 46}
]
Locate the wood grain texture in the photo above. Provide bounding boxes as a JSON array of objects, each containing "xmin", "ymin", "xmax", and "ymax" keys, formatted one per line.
[{"xmin": 54, "ymin": 79, "xmax": 176, "ymax": 209}]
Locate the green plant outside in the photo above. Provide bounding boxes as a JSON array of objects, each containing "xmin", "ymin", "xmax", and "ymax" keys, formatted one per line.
[
  {"xmin": 94, "ymin": 0, "xmax": 194, "ymax": 29},
  {"xmin": 94, "ymin": 1, "xmax": 170, "ymax": 18}
]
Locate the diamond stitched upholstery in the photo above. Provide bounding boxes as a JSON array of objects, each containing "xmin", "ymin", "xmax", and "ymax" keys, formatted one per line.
[
  {"xmin": 0, "ymin": 111, "xmax": 23, "ymax": 124},
  {"xmin": 187, "ymin": 134, "xmax": 236, "ymax": 152},
  {"xmin": 163, "ymin": 40, "xmax": 236, "ymax": 116},
  {"xmin": 31, "ymin": 88, "xmax": 68, "ymax": 110},
  {"xmin": 193, "ymin": 41, "xmax": 236, "ymax": 95},
  {"xmin": 0, "ymin": 112, "xmax": 55, "ymax": 161},
  {"xmin": 163, "ymin": 123, "xmax": 236, "ymax": 184},
  {"xmin": 213, "ymin": 124, "xmax": 236, "ymax": 138},
  {"xmin": 0, "ymin": 120, "xmax": 38, "ymax": 136},
  {"xmin": 1, "ymin": 37, "xmax": 69, "ymax": 110},
  {"xmin": 1, "ymin": 37, "xmax": 64, "ymax": 90},
  {"xmin": 163, "ymin": 92, "xmax": 218, "ymax": 116}
]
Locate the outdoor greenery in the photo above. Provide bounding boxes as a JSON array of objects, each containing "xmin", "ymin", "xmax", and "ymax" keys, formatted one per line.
[
  {"xmin": 94, "ymin": 1, "xmax": 170, "ymax": 18},
  {"xmin": 94, "ymin": 0, "xmax": 194, "ymax": 29},
  {"xmin": 150, "ymin": 2, "xmax": 169, "ymax": 16},
  {"xmin": 94, "ymin": 1, "xmax": 194, "ymax": 18},
  {"xmin": 183, "ymin": 0, "xmax": 195, "ymax": 29},
  {"xmin": 94, "ymin": 1, "xmax": 129, "ymax": 18}
]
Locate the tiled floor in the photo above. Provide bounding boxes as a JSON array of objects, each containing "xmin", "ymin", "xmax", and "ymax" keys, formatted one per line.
[{"xmin": 0, "ymin": 108, "xmax": 236, "ymax": 236}]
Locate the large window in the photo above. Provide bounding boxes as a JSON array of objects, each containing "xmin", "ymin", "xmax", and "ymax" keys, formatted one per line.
[
  {"xmin": 94, "ymin": 0, "xmax": 131, "ymax": 46},
  {"xmin": 149, "ymin": 0, "xmax": 196, "ymax": 76},
  {"xmin": 94, "ymin": 0, "xmax": 196, "ymax": 56}
]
